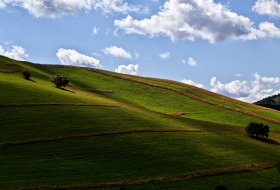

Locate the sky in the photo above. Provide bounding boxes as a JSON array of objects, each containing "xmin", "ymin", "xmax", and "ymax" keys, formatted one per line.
[{"xmin": 0, "ymin": 0, "xmax": 280, "ymax": 103}]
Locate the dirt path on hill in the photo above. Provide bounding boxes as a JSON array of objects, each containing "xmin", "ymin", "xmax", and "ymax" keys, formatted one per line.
[
  {"xmin": 0, "ymin": 103, "xmax": 119, "ymax": 108},
  {"xmin": 14, "ymin": 162, "xmax": 276, "ymax": 190},
  {"xmin": 88, "ymin": 68, "xmax": 280, "ymax": 125},
  {"xmin": 0, "ymin": 129, "xmax": 202, "ymax": 147}
]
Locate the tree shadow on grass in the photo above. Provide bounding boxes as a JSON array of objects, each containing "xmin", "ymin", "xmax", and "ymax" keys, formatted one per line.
[
  {"xmin": 59, "ymin": 87, "xmax": 75, "ymax": 93},
  {"xmin": 27, "ymin": 78, "xmax": 36, "ymax": 82},
  {"xmin": 250, "ymin": 136, "xmax": 280, "ymax": 145}
]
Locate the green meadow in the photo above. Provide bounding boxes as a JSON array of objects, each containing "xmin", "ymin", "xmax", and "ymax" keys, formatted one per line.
[{"xmin": 0, "ymin": 55, "xmax": 279, "ymax": 190}]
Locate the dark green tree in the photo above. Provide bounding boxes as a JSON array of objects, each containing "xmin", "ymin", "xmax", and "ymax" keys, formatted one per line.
[
  {"xmin": 245, "ymin": 122, "xmax": 270, "ymax": 138},
  {"xmin": 22, "ymin": 70, "xmax": 31, "ymax": 80},
  {"xmin": 51, "ymin": 74, "xmax": 69, "ymax": 88}
]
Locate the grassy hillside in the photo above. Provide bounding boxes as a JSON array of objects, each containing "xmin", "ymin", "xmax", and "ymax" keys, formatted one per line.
[{"xmin": 0, "ymin": 55, "xmax": 279, "ymax": 190}]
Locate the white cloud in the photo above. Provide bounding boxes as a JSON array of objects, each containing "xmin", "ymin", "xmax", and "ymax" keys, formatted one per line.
[
  {"xmin": 115, "ymin": 64, "xmax": 139, "ymax": 75},
  {"xmin": 253, "ymin": 0, "xmax": 280, "ymax": 17},
  {"xmin": 235, "ymin": 73, "xmax": 242, "ymax": 77},
  {"xmin": 244, "ymin": 22, "xmax": 280, "ymax": 40},
  {"xmin": 103, "ymin": 45, "xmax": 132, "ymax": 59},
  {"xmin": 115, "ymin": 0, "xmax": 253, "ymax": 43},
  {"xmin": 181, "ymin": 79, "xmax": 204, "ymax": 88},
  {"xmin": 0, "ymin": 0, "xmax": 142, "ymax": 18},
  {"xmin": 56, "ymin": 48, "xmax": 101, "ymax": 68},
  {"xmin": 0, "ymin": 1, "xmax": 6, "ymax": 8},
  {"xmin": 0, "ymin": 45, "xmax": 28, "ymax": 61},
  {"xmin": 115, "ymin": 0, "xmax": 280, "ymax": 43},
  {"xmin": 183, "ymin": 57, "xmax": 197, "ymax": 66},
  {"xmin": 210, "ymin": 73, "xmax": 280, "ymax": 103},
  {"xmin": 159, "ymin": 52, "xmax": 170, "ymax": 59},
  {"xmin": 92, "ymin": 26, "xmax": 99, "ymax": 35}
]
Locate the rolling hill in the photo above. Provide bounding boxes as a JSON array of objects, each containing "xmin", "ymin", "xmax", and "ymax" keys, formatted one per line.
[
  {"xmin": 0, "ymin": 55, "xmax": 279, "ymax": 190},
  {"xmin": 255, "ymin": 94, "xmax": 280, "ymax": 111}
]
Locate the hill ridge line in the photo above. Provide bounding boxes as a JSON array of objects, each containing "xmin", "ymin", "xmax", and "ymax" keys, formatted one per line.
[
  {"xmin": 0, "ymin": 129, "xmax": 202, "ymax": 147},
  {"xmin": 142, "ymin": 77, "xmax": 279, "ymax": 113},
  {"xmin": 14, "ymin": 162, "xmax": 275, "ymax": 190},
  {"xmin": 0, "ymin": 103, "xmax": 119, "ymax": 108},
  {"xmin": 80, "ymin": 67, "xmax": 280, "ymax": 125}
]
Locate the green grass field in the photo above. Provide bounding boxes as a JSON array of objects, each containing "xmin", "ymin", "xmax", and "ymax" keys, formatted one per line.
[{"xmin": 0, "ymin": 55, "xmax": 279, "ymax": 190}]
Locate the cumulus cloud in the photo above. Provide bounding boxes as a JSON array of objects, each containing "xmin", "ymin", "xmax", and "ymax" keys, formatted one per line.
[
  {"xmin": 0, "ymin": 45, "xmax": 28, "ymax": 61},
  {"xmin": 103, "ymin": 45, "xmax": 132, "ymax": 59},
  {"xmin": 56, "ymin": 48, "xmax": 101, "ymax": 68},
  {"xmin": 115, "ymin": 0, "xmax": 280, "ymax": 43},
  {"xmin": 252, "ymin": 0, "xmax": 280, "ymax": 17},
  {"xmin": 181, "ymin": 79, "xmax": 204, "ymax": 88},
  {"xmin": 244, "ymin": 22, "xmax": 280, "ymax": 40},
  {"xmin": 210, "ymin": 73, "xmax": 280, "ymax": 103},
  {"xmin": 183, "ymin": 57, "xmax": 197, "ymax": 66},
  {"xmin": 0, "ymin": 0, "xmax": 142, "ymax": 18},
  {"xmin": 115, "ymin": 64, "xmax": 139, "ymax": 75},
  {"xmin": 159, "ymin": 52, "xmax": 170, "ymax": 59},
  {"xmin": 115, "ymin": 0, "xmax": 253, "ymax": 43}
]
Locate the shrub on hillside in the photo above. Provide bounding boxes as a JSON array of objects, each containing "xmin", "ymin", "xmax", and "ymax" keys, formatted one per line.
[
  {"xmin": 245, "ymin": 122, "xmax": 270, "ymax": 138},
  {"xmin": 22, "ymin": 70, "xmax": 31, "ymax": 80},
  {"xmin": 51, "ymin": 74, "xmax": 69, "ymax": 88}
]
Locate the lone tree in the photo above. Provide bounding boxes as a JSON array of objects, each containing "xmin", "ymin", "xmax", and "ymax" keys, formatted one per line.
[
  {"xmin": 22, "ymin": 70, "xmax": 31, "ymax": 80},
  {"xmin": 245, "ymin": 122, "xmax": 270, "ymax": 138},
  {"xmin": 51, "ymin": 74, "xmax": 69, "ymax": 88}
]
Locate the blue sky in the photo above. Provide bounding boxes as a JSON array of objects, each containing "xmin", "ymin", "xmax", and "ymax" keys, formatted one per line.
[{"xmin": 1, "ymin": 0, "xmax": 280, "ymax": 102}]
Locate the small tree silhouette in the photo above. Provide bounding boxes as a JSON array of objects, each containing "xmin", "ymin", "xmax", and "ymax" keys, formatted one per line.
[
  {"xmin": 22, "ymin": 70, "xmax": 31, "ymax": 80},
  {"xmin": 245, "ymin": 122, "xmax": 270, "ymax": 138},
  {"xmin": 51, "ymin": 74, "xmax": 69, "ymax": 88}
]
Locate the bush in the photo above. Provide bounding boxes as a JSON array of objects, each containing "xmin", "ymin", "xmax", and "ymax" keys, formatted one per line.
[
  {"xmin": 22, "ymin": 70, "xmax": 31, "ymax": 80},
  {"xmin": 51, "ymin": 74, "xmax": 69, "ymax": 88},
  {"xmin": 245, "ymin": 122, "xmax": 270, "ymax": 138}
]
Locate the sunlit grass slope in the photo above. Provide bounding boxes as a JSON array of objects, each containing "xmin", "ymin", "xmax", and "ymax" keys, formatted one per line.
[{"xmin": 0, "ymin": 55, "xmax": 279, "ymax": 190}]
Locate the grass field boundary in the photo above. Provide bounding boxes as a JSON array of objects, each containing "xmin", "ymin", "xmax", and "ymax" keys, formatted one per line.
[
  {"xmin": 141, "ymin": 76, "xmax": 278, "ymax": 112},
  {"xmin": 84, "ymin": 68, "xmax": 280, "ymax": 125},
  {"xmin": 14, "ymin": 163, "xmax": 275, "ymax": 190},
  {"xmin": 81, "ymin": 89, "xmax": 114, "ymax": 93},
  {"xmin": 0, "ymin": 69, "xmax": 21, "ymax": 73},
  {"xmin": 0, "ymin": 103, "xmax": 119, "ymax": 108},
  {"xmin": 0, "ymin": 129, "xmax": 202, "ymax": 147}
]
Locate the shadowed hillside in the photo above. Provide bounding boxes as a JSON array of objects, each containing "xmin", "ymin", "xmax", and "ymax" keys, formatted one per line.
[{"xmin": 0, "ymin": 55, "xmax": 280, "ymax": 190}]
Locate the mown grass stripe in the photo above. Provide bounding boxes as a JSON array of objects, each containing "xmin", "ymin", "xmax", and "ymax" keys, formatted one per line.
[
  {"xmin": 14, "ymin": 162, "xmax": 275, "ymax": 190},
  {"xmin": 0, "ymin": 70, "xmax": 21, "ymax": 73},
  {"xmin": 0, "ymin": 104, "xmax": 119, "ymax": 108},
  {"xmin": 80, "ymin": 67, "xmax": 280, "ymax": 125},
  {"xmin": 0, "ymin": 129, "xmax": 202, "ymax": 147},
  {"xmin": 141, "ymin": 76, "xmax": 272, "ymax": 110}
]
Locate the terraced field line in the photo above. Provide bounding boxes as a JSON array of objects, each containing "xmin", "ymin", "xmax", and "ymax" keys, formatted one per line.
[
  {"xmin": 0, "ymin": 70, "xmax": 21, "ymax": 73},
  {"xmin": 82, "ymin": 68, "xmax": 280, "ymax": 125},
  {"xmin": 142, "ymin": 76, "xmax": 274, "ymax": 111},
  {"xmin": 0, "ymin": 103, "xmax": 119, "ymax": 108},
  {"xmin": 16, "ymin": 162, "xmax": 275, "ymax": 190},
  {"xmin": 0, "ymin": 129, "xmax": 202, "ymax": 147}
]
